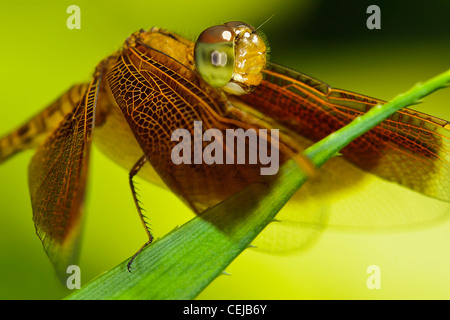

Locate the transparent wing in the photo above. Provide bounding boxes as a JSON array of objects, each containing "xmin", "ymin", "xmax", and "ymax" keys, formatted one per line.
[
  {"xmin": 28, "ymin": 74, "xmax": 101, "ymax": 278},
  {"xmin": 241, "ymin": 63, "xmax": 450, "ymax": 252},
  {"xmin": 0, "ymin": 84, "xmax": 89, "ymax": 163},
  {"xmin": 240, "ymin": 62, "xmax": 450, "ymax": 201}
]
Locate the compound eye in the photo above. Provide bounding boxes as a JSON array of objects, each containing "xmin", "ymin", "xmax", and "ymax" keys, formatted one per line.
[
  {"xmin": 194, "ymin": 25, "xmax": 236, "ymax": 88},
  {"xmin": 224, "ymin": 21, "xmax": 255, "ymax": 34}
]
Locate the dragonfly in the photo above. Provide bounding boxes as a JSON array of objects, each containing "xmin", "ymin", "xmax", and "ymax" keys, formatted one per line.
[{"xmin": 0, "ymin": 21, "xmax": 449, "ymax": 278}]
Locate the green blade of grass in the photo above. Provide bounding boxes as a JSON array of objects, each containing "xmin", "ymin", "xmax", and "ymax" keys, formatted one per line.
[{"xmin": 67, "ymin": 69, "xmax": 450, "ymax": 300}]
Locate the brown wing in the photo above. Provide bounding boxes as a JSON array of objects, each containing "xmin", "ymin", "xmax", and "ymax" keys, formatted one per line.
[
  {"xmin": 239, "ymin": 63, "xmax": 450, "ymax": 252},
  {"xmin": 106, "ymin": 42, "xmax": 289, "ymax": 213},
  {"xmin": 28, "ymin": 73, "xmax": 101, "ymax": 278},
  {"xmin": 0, "ymin": 84, "xmax": 90, "ymax": 163},
  {"xmin": 240, "ymin": 62, "xmax": 450, "ymax": 202}
]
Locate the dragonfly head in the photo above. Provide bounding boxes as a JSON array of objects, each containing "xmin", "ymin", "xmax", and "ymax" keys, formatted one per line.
[{"xmin": 194, "ymin": 21, "xmax": 267, "ymax": 95}]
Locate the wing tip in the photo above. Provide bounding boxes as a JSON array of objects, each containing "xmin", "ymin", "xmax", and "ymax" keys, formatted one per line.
[{"xmin": 37, "ymin": 220, "xmax": 83, "ymax": 284}]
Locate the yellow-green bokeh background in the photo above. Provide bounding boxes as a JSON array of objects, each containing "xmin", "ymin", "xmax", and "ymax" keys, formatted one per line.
[{"xmin": 0, "ymin": 0, "xmax": 449, "ymax": 299}]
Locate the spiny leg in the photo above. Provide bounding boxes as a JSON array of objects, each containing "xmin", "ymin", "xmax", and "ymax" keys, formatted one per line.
[{"xmin": 127, "ymin": 155, "xmax": 153, "ymax": 272}]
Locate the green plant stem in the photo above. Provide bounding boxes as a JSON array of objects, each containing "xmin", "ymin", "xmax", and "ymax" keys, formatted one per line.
[{"xmin": 66, "ymin": 69, "xmax": 450, "ymax": 300}]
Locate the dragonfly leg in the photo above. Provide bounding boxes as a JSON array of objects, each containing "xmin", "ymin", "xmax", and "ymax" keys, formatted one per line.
[{"xmin": 127, "ymin": 155, "xmax": 154, "ymax": 272}]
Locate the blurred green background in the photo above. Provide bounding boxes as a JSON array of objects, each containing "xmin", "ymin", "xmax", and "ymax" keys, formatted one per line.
[{"xmin": 0, "ymin": 0, "xmax": 449, "ymax": 299}]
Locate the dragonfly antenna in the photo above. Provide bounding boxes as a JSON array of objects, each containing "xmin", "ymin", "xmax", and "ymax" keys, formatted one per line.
[{"xmin": 256, "ymin": 14, "xmax": 275, "ymax": 30}]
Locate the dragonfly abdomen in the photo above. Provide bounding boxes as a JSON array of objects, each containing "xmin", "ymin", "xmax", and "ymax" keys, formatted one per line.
[{"xmin": 0, "ymin": 84, "xmax": 89, "ymax": 163}]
